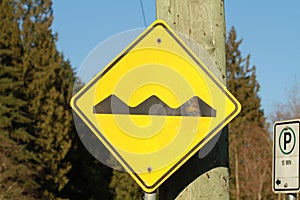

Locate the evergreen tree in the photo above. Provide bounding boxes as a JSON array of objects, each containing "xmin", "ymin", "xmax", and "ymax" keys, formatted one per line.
[
  {"xmin": 226, "ymin": 27, "xmax": 265, "ymax": 127},
  {"xmin": 0, "ymin": 0, "xmax": 33, "ymax": 150},
  {"xmin": 19, "ymin": 1, "xmax": 74, "ymax": 198},
  {"xmin": 0, "ymin": 0, "xmax": 37, "ymax": 197},
  {"xmin": 226, "ymin": 27, "xmax": 274, "ymax": 199}
]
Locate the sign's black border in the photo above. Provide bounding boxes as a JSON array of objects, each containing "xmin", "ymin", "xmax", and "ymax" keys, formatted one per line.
[
  {"xmin": 273, "ymin": 120, "xmax": 300, "ymax": 192},
  {"xmin": 73, "ymin": 22, "xmax": 239, "ymax": 190}
]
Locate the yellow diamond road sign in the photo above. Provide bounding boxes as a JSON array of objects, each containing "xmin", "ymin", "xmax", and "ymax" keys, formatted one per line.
[{"xmin": 70, "ymin": 19, "xmax": 241, "ymax": 193}]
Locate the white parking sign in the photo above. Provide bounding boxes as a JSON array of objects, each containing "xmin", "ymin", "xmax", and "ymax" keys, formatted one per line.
[{"xmin": 273, "ymin": 119, "xmax": 300, "ymax": 193}]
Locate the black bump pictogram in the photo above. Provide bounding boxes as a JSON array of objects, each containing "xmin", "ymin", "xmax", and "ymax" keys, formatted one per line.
[{"xmin": 93, "ymin": 95, "xmax": 216, "ymax": 117}]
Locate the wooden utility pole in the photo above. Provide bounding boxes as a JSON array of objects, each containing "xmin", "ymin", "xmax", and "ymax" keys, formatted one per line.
[{"xmin": 157, "ymin": 0, "xmax": 229, "ymax": 199}]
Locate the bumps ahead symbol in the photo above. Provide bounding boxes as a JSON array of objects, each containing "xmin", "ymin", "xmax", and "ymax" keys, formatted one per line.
[
  {"xmin": 70, "ymin": 19, "xmax": 241, "ymax": 193},
  {"xmin": 93, "ymin": 95, "xmax": 216, "ymax": 117}
]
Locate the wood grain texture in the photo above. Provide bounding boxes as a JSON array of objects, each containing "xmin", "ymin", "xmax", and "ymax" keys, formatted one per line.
[
  {"xmin": 157, "ymin": 0, "xmax": 226, "ymax": 82},
  {"xmin": 157, "ymin": 0, "xmax": 229, "ymax": 199}
]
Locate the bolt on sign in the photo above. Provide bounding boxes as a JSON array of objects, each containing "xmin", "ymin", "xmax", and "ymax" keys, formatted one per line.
[
  {"xmin": 70, "ymin": 19, "xmax": 241, "ymax": 193},
  {"xmin": 273, "ymin": 119, "xmax": 300, "ymax": 193}
]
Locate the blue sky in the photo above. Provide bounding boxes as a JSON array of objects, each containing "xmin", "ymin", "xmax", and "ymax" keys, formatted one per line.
[{"xmin": 52, "ymin": 0, "xmax": 300, "ymax": 119}]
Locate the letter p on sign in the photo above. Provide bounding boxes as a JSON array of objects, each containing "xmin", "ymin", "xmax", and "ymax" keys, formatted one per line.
[{"xmin": 279, "ymin": 127, "xmax": 296, "ymax": 155}]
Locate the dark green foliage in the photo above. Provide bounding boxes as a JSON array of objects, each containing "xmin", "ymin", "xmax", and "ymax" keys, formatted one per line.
[
  {"xmin": 109, "ymin": 170, "xmax": 143, "ymax": 200},
  {"xmin": 0, "ymin": 0, "xmax": 75, "ymax": 198},
  {"xmin": 226, "ymin": 27, "xmax": 274, "ymax": 199},
  {"xmin": 0, "ymin": 0, "xmax": 33, "ymax": 147},
  {"xmin": 60, "ymin": 114, "xmax": 113, "ymax": 200},
  {"xmin": 226, "ymin": 27, "xmax": 265, "ymax": 128},
  {"xmin": 0, "ymin": 0, "xmax": 38, "ymax": 197},
  {"xmin": 18, "ymin": 1, "xmax": 75, "ymax": 197}
]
